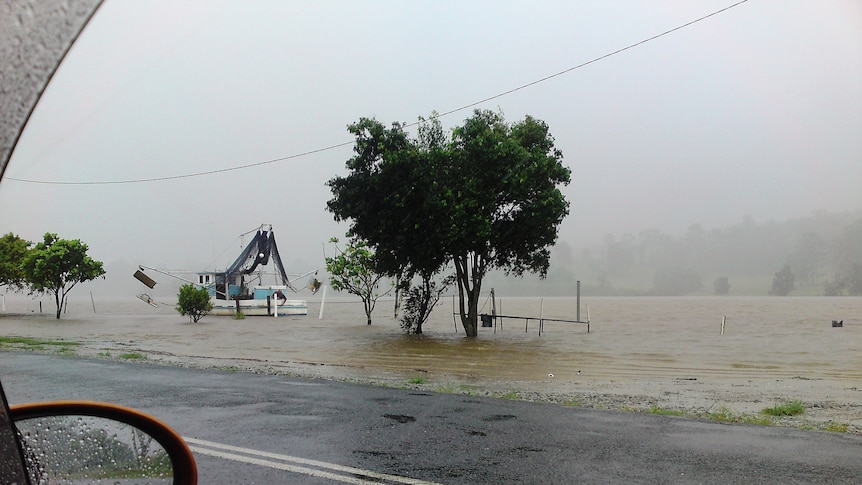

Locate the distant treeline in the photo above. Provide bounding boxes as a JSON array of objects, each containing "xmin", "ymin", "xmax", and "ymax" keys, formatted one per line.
[{"xmin": 485, "ymin": 211, "xmax": 862, "ymax": 297}]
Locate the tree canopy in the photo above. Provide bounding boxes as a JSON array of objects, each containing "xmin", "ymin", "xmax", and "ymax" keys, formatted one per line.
[
  {"xmin": 20, "ymin": 233, "xmax": 105, "ymax": 318},
  {"xmin": 327, "ymin": 110, "xmax": 571, "ymax": 336},
  {"xmin": 0, "ymin": 232, "xmax": 30, "ymax": 291}
]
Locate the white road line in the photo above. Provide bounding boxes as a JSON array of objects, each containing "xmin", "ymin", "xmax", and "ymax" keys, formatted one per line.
[
  {"xmin": 185, "ymin": 437, "xmax": 444, "ymax": 485},
  {"xmin": 188, "ymin": 446, "xmax": 375, "ymax": 484}
]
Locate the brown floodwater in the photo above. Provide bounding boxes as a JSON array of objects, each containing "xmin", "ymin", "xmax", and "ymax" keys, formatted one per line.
[{"xmin": 1, "ymin": 294, "xmax": 860, "ymax": 390}]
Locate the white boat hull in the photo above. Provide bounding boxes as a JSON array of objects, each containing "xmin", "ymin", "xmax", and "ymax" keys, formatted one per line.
[{"xmin": 210, "ymin": 298, "xmax": 308, "ymax": 316}]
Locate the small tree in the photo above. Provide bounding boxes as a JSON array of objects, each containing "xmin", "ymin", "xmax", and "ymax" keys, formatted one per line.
[
  {"xmin": 769, "ymin": 264, "xmax": 795, "ymax": 296},
  {"xmin": 0, "ymin": 232, "xmax": 31, "ymax": 291},
  {"xmin": 176, "ymin": 284, "xmax": 213, "ymax": 323},
  {"xmin": 325, "ymin": 237, "xmax": 391, "ymax": 325},
  {"xmin": 20, "ymin": 233, "xmax": 105, "ymax": 319}
]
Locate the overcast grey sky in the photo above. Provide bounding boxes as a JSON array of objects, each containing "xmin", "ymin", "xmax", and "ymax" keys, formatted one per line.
[{"xmin": 1, "ymin": 0, "xmax": 860, "ymax": 282}]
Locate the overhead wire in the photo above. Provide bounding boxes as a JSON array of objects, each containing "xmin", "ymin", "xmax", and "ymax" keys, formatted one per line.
[{"xmin": 6, "ymin": 0, "xmax": 748, "ymax": 186}]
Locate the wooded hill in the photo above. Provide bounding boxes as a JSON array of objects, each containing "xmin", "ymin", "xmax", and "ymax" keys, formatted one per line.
[{"xmin": 485, "ymin": 210, "xmax": 862, "ymax": 297}]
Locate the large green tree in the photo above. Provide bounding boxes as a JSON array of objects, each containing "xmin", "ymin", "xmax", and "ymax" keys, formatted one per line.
[
  {"xmin": 0, "ymin": 232, "xmax": 31, "ymax": 291},
  {"xmin": 327, "ymin": 110, "xmax": 571, "ymax": 336},
  {"xmin": 20, "ymin": 233, "xmax": 105, "ymax": 318}
]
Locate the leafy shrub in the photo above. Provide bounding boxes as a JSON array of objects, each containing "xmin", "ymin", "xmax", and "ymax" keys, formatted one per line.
[{"xmin": 176, "ymin": 284, "xmax": 213, "ymax": 323}]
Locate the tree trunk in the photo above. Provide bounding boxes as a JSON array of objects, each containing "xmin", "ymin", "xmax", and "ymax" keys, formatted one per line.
[
  {"xmin": 54, "ymin": 291, "xmax": 62, "ymax": 319},
  {"xmin": 454, "ymin": 253, "xmax": 483, "ymax": 337},
  {"xmin": 464, "ymin": 284, "xmax": 480, "ymax": 337},
  {"xmin": 364, "ymin": 296, "xmax": 373, "ymax": 325}
]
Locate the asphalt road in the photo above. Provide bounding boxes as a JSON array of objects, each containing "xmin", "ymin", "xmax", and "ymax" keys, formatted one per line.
[{"xmin": 1, "ymin": 352, "xmax": 860, "ymax": 484}]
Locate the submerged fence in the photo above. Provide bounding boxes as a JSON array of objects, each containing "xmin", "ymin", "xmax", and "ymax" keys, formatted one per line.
[{"xmin": 453, "ymin": 281, "xmax": 591, "ymax": 336}]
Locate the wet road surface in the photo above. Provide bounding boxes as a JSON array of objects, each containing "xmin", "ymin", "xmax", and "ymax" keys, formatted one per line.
[{"xmin": 2, "ymin": 352, "xmax": 861, "ymax": 484}]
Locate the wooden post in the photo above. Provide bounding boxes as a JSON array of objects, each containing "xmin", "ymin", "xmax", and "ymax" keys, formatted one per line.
[
  {"xmin": 576, "ymin": 280, "xmax": 581, "ymax": 323},
  {"xmin": 90, "ymin": 292, "xmax": 96, "ymax": 313},
  {"xmin": 491, "ymin": 288, "xmax": 497, "ymax": 329},
  {"xmin": 721, "ymin": 315, "xmax": 726, "ymax": 335},
  {"xmin": 452, "ymin": 295, "xmax": 458, "ymax": 332},
  {"xmin": 539, "ymin": 298, "xmax": 544, "ymax": 335}
]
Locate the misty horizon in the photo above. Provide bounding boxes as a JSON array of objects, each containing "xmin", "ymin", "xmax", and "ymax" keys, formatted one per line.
[{"xmin": 3, "ymin": 207, "xmax": 852, "ymax": 300}]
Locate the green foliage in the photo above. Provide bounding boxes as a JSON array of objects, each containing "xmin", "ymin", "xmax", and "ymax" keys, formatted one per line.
[
  {"xmin": 233, "ymin": 311, "xmax": 246, "ymax": 320},
  {"xmin": 706, "ymin": 406, "xmax": 737, "ymax": 422},
  {"xmin": 0, "ymin": 336, "xmax": 80, "ymax": 347},
  {"xmin": 434, "ymin": 383, "xmax": 456, "ymax": 394},
  {"xmin": 825, "ymin": 421, "xmax": 849, "ymax": 433},
  {"xmin": 459, "ymin": 384, "xmax": 477, "ymax": 393},
  {"xmin": 176, "ymin": 283, "xmax": 213, "ymax": 323},
  {"xmin": 705, "ymin": 406, "xmax": 774, "ymax": 425},
  {"xmin": 118, "ymin": 353, "xmax": 146, "ymax": 360},
  {"xmin": 406, "ymin": 376, "xmax": 427, "ymax": 385},
  {"xmin": 399, "ymin": 275, "xmax": 451, "ymax": 334},
  {"xmin": 0, "ymin": 232, "xmax": 31, "ymax": 290},
  {"xmin": 0, "ymin": 336, "xmax": 80, "ymax": 355},
  {"xmin": 649, "ymin": 404, "xmax": 684, "ymax": 416},
  {"xmin": 327, "ymin": 110, "xmax": 570, "ymax": 336},
  {"xmin": 325, "ymin": 237, "xmax": 391, "ymax": 325},
  {"xmin": 769, "ymin": 264, "xmax": 796, "ymax": 296},
  {"xmin": 20, "ymin": 233, "xmax": 105, "ymax": 319},
  {"xmin": 761, "ymin": 401, "xmax": 805, "ymax": 416}
]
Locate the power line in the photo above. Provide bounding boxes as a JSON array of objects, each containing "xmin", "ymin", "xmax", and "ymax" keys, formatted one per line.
[
  {"xmin": 8, "ymin": 141, "xmax": 355, "ymax": 185},
  {"xmin": 7, "ymin": 0, "xmax": 747, "ymax": 186}
]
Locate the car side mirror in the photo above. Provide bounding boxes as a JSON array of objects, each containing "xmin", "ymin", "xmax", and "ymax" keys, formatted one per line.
[{"xmin": 9, "ymin": 401, "xmax": 196, "ymax": 485}]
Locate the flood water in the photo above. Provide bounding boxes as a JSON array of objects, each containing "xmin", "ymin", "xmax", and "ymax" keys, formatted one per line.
[{"xmin": 2, "ymin": 294, "xmax": 860, "ymax": 391}]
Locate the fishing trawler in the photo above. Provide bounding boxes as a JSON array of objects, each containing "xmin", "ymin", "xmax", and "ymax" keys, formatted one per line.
[{"xmin": 135, "ymin": 224, "xmax": 319, "ymax": 316}]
